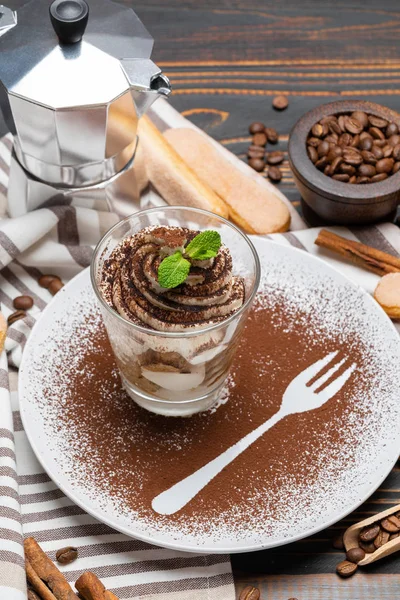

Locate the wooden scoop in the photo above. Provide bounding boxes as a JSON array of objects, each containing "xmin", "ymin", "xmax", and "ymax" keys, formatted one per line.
[{"xmin": 343, "ymin": 503, "xmax": 400, "ymax": 566}]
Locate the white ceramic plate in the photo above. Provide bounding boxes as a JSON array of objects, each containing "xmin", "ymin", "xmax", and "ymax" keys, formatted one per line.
[{"xmin": 19, "ymin": 238, "xmax": 400, "ymax": 553}]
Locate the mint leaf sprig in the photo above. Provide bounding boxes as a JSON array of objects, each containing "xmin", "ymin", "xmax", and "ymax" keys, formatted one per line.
[{"xmin": 158, "ymin": 230, "xmax": 221, "ymax": 289}]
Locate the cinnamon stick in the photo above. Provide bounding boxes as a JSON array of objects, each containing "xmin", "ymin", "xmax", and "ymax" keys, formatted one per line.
[
  {"xmin": 75, "ymin": 572, "xmax": 119, "ymax": 600},
  {"xmin": 315, "ymin": 229, "xmax": 400, "ymax": 276},
  {"xmin": 24, "ymin": 538, "xmax": 77, "ymax": 600}
]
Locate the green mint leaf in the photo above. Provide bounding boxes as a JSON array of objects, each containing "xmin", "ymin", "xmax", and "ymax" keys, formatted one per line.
[
  {"xmin": 158, "ymin": 251, "xmax": 191, "ymax": 289},
  {"xmin": 185, "ymin": 230, "xmax": 221, "ymax": 261}
]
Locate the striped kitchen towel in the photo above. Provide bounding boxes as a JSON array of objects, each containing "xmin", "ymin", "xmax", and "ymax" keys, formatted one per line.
[{"xmin": 1, "ymin": 101, "xmax": 400, "ymax": 600}]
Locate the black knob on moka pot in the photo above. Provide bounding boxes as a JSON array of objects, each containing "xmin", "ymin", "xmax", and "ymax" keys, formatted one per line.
[{"xmin": 49, "ymin": 0, "xmax": 89, "ymax": 44}]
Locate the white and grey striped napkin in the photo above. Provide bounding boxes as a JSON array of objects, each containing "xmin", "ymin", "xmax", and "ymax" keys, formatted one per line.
[{"xmin": 1, "ymin": 102, "xmax": 400, "ymax": 600}]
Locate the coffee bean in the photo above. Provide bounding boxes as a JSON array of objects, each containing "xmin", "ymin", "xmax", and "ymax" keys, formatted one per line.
[
  {"xmin": 272, "ymin": 94, "xmax": 288, "ymax": 110},
  {"xmin": 352, "ymin": 111, "xmax": 369, "ymax": 128},
  {"xmin": 370, "ymin": 126, "xmax": 386, "ymax": 140},
  {"xmin": 359, "ymin": 523, "xmax": 380, "ymax": 543},
  {"xmin": 393, "ymin": 161, "xmax": 400, "ymax": 174},
  {"xmin": 328, "ymin": 120, "xmax": 342, "ymax": 136},
  {"xmin": 351, "ymin": 134, "xmax": 361, "ymax": 148},
  {"xmin": 252, "ymin": 132, "xmax": 267, "ymax": 147},
  {"xmin": 358, "ymin": 164, "xmax": 376, "ymax": 177},
  {"xmin": 308, "ymin": 136, "xmax": 321, "ymax": 148},
  {"xmin": 376, "ymin": 158, "xmax": 394, "ymax": 174},
  {"xmin": 307, "ymin": 146, "xmax": 318, "ymax": 163},
  {"xmin": 265, "ymin": 127, "xmax": 278, "ymax": 144},
  {"xmin": 371, "ymin": 172, "xmax": 388, "ymax": 183},
  {"xmin": 332, "ymin": 174, "xmax": 350, "ymax": 182},
  {"xmin": 339, "ymin": 133, "xmax": 353, "ymax": 147},
  {"xmin": 360, "ymin": 131, "xmax": 373, "ymax": 141},
  {"xmin": 315, "ymin": 156, "xmax": 328, "ymax": 170},
  {"xmin": 330, "ymin": 156, "xmax": 343, "ymax": 174},
  {"xmin": 360, "ymin": 137, "xmax": 373, "ymax": 151},
  {"xmin": 389, "ymin": 532, "xmax": 400, "ymax": 540},
  {"xmin": 248, "ymin": 158, "xmax": 265, "ymax": 172},
  {"xmin": 324, "ymin": 164, "xmax": 332, "ymax": 176},
  {"xmin": 346, "ymin": 547, "xmax": 365, "ymax": 564},
  {"xmin": 345, "ymin": 116, "xmax": 363, "ymax": 135},
  {"xmin": 359, "ymin": 540, "xmax": 376, "ymax": 553},
  {"xmin": 342, "ymin": 148, "xmax": 363, "ymax": 166},
  {"xmin": 361, "ymin": 150, "xmax": 377, "ymax": 165},
  {"xmin": 373, "ymin": 138, "xmax": 387, "ymax": 147},
  {"xmin": 268, "ymin": 166, "xmax": 282, "ymax": 182},
  {"xmin": 56, "ymin": 546, "xmax": 78, "ymax": 565},
  {"xmin": 317, "ymin": 140, "xmax": 330, "ymax": 157},
  {"xmin": 392, "ymin": 144, "xmax": 400, "ymax": 161},
  {"xmin": 267, "ymin": 151, "xmax": 284, "ymax": 165},
  {"xmin": 357, "ymin": 176, "xmax": 370, "ymax": 184},
  {"xmin": 338, "ymin": 115, "xmax": 347, "ymax": 132},
  {"xmin": 327, "ymin": 146, "xmax": 342, "ymax": 162},
  {"xmin": 48, "ymin": 279, "xmax": 64, "ymax": 295},
  {"xmin": 7, "ymin": 310, "xmax": 26, "ymax": 326},
  {"xmin": 388, "ymin": 134, "xmax": 400, "ymax": 147},
  {"xmin": 38, "ymin": 274, "xmax": 60, "ymax": 288},
  {"xmin": 312, "ymin": 123, "xmax": 324, "ymax": 138},
  {"xmin": 239, "ymin": 586, "xmax": 260, "ymax": 600},
  {"xmin": 371, "ymin": 145, "xmax": 384, "ymax": 159},
  {"xmin": 369, "ymin": 115, "xmax": 388, "ymax": 129},
  {"xmin": 387, "ymin": 122, "xmax": 399, "ymax": 137},
  {"xmin": 332, "ymin": 532, "xmax": 344, "ymax": 550},
  {"xmin": 340, "ymin": 163, "xmax": 356, "ymax": 175},
  {"xmin": 249, "ymin": 122, "xmax": 265, "ymax": 134},
  {"xmin": 13, "ymin": 295, "xmax": 33, "ymax": 310},
  {"xmin": 325, "ymin": 134, "xmax": 339, "ymax": 144},
  {"xmin": 248, "ymin": 148, "xmax": 265, "ymax": 159},
  {"xmin": 374, "ymin": 529, "xmax": 390, "ymax": 548},
  {"xmin": 336, "ymin": 560, "xmax": 358, "ymax": 578},
  {"xmin": 382, "ymin": 145, "xmax": 393, "ymax": 158},
  {"xmin": 381, "ymin": 515, "xmax": 400, "ymax": 533}
]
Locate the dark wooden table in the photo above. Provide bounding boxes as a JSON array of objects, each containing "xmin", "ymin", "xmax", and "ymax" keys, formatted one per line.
[{"xmin": 2, "ymin": 1, "xmax": 400, "ymax": 598}]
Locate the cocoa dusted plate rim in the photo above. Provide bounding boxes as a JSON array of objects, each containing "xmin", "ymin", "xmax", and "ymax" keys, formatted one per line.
[{"xmin": 288, "ymin": 99, "xmax": 400, "ymax": 205}]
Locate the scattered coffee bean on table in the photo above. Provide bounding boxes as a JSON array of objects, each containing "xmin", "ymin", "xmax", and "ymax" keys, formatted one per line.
[
  {"xmin": 268, "ymin": 166, "xmax": 282, "ymax": 182},
  {"xmin": 239, "ymin": 586, "xmax": 260, "ymax": 600},
  {"xmin": 346, "ymin": 547, "xmax": 365, "ymax": 564},
  {"xmin": 252, "ymin": 132, "xmax": 267, "ymax": 147},
  {"xmin": 48, "ymin": 279, "xmax": 64, "ymax": 296},
  {"xmin": 56, "ymin": 546, "xmax": 78, "ymax": 564},
  {"xmin": 265, "ymin": 127, "xmax": 279, "ymax": 144},
  {"xmin": 249, "ymin": 122, "xmax": 265, "ymax": 134},
  {"xmin": 307, "ymin": 111, "xmax": 400, "ymax": 183},
  {"xmin": 248, "ymin": 158, "xmax": 265, "ymax": 172},
  {"xmin": 272, "ymin": 94, "xmax": 289, "ymax": 111},
  {"xmin": 38, "ymin": 274, "xmax": 60, "ymax": 288},
  {"xmin": 7, "ymin": 310, "xmax": 26, "ymax": 326},
  {"xmin": 336, "ymin": 560, "xmax": 358, "ymax": 578},
  {"xmin": 267, "ymin": 151, "xmax": 284, "ymax": 165},
  {"xmin": 332, "ymin": 532, "xmax": 345, "ymax": 550},
  {"xmin": 13, "ymin": 295, "xmax": 33, "ymax": 310}
]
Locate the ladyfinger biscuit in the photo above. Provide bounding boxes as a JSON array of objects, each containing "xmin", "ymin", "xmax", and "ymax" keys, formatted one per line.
[{"xmin": 164, "ymin": 127, "xmax": 291, "ymax": 234}]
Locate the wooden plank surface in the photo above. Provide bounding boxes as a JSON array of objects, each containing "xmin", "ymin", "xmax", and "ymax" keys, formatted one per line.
[{"xmin": 2, "ymin": 0, "xmax": 400, "ymax": 597}]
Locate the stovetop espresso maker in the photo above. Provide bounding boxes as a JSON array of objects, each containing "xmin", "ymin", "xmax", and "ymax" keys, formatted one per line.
[{"xmin": 0, "ymin": 0, "xmax": 171, "ymax": 217}]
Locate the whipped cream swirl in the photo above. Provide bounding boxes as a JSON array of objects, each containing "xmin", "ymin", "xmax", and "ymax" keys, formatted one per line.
[{"xmin": 101, "ymin": 226, "xmax": 245, "ymax": 332}]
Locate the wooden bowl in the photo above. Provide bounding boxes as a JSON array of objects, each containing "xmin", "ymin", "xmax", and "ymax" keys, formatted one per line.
[{"xmin": 288, "ymin": 100, "xmax": 400, "ymax": 225}]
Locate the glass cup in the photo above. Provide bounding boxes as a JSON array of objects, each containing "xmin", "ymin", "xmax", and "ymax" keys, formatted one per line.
[{"xmin": 91, "ymin": 206, "xmax": 260, "ymax": 417}]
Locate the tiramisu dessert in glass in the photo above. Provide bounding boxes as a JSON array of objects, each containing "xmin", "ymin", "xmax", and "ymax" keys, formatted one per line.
[{"xmin": 91, "ymin": 206, "xmax": 260, "ymax": 416}]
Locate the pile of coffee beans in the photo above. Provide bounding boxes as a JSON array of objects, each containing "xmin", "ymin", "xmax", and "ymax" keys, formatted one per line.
[
  {"xmin": 335, "ymin": 510, "xmax": 400, "ymax": 578},
  {"xmin": 307, "ymin": 111, "xmax": 400, "ymax": 183},
  {"xmin": 247, "ymin": 122, "xmax": 284, "ymax": 182}
]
